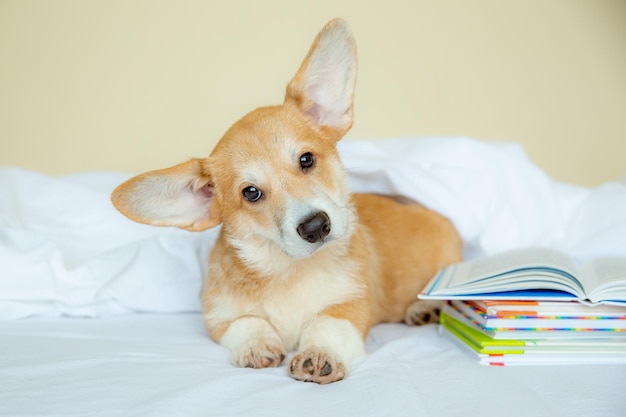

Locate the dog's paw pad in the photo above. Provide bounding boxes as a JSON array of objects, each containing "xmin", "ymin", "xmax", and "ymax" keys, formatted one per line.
[
  {"xmin": 404, "ymin": 300, "xmax": 443, "ymax": 326},
  {"xmin": 232, "ymin": 342, "xmax": 287, "ymax": 369},
  {"xmin": 259, "ymin": 354, "xmax": 285, "ymax": 368},
  {"xmin": 289, "ymin": 348, "xmax": 346, "ymax": 384}
]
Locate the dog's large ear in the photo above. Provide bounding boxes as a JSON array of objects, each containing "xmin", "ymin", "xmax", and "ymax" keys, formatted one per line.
[
  {"xmin": 111, "ymin": 159, "xmax": 221, "ymax": 232},
  {"xmin": 285, "ymin": 18, "xmax": 357, "ymax": 140}
]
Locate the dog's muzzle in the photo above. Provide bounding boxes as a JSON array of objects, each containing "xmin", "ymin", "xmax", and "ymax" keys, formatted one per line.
[{"xmin": 297, "ymin": 211, "xmax": 331, "ymax": 243}]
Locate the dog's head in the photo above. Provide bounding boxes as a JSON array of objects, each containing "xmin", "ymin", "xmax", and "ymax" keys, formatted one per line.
[{"xmin": 112, "ymin": 19, "xmax": 358, "ymax": 271}]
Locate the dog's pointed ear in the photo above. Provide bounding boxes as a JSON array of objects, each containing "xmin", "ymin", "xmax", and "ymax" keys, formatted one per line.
[
  {"xmin": 285, "ymin": 18, "xmax": 357, "ymax": 140},
  {"xmin": 111, "ymin": 158, "xmax": 221, "ymax": 232}
]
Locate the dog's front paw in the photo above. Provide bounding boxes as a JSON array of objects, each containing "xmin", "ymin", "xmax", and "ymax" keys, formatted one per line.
[
  {"xmin": 404, "ymin": 300, "xmax": 443, "ymax": 325},
  {"xmin": 231, "ymin": 339, "xmax": 287, "ymax": 369},
  {"xmin": 289, "ymin": 348, "xmax": 346, "ymax": 384},
  {"xmin": 218, "ymin": 316, "xmax": 287, "ymax": 369}
]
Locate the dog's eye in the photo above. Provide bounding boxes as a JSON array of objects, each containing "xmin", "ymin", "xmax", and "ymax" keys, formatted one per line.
[
  {"xmin": 242, "ymin": 186, "xmax": 263, "ymax": 202},
  {"xmin": 299, "ymin": 152, "xmax": 316, "ymax": 171}
]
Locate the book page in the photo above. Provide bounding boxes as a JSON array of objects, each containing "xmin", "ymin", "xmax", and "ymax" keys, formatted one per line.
[
  {"xmin": 428, "ymin": 247, "xmax": 585, "ymax": 297},
  {"xmin": 463, "ymin": 248, "xmax": 579, "ymax": 280},
  {"xmin": 591, "ymin": 258, "xmax": 626, "ymax": 283},
  {"xmin": 586, "ymin": 258, "xmax": 626, "ymax": 303}
]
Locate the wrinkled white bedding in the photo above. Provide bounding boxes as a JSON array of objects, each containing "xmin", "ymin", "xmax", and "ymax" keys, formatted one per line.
[
  {"xmin": 2, "ymin": 137, "xmax": 625, "ymax": 319},
  {"xmin": 1, "ymin": 137, "xmax": 625, "ymax": 416}
]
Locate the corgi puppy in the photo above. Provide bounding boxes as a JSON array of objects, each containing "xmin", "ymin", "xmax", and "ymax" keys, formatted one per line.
[{"xmin": 111, "ymin": 19, "xmax": 462, "ymax": 384}]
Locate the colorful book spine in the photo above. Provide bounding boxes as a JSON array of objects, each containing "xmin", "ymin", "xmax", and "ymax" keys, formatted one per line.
[{"xmin": 450, "ymin": 300, "xmax": 626, "ymax": 331}]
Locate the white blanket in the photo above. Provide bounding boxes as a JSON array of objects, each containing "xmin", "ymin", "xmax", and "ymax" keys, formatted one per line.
[{"xmin": 2, "ymin": 137, "xmax": 626, "ymax": 319}]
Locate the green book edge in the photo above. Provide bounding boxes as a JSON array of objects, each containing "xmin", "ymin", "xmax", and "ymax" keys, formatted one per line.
[{"xmin": 441, "ymin": 311, "xmax": 526, "ymax": 354}]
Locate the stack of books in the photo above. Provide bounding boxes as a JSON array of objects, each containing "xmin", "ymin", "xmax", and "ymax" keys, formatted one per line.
[
  {"xmin": 419, "ymin": 247, "xmax": 626, "ymax": 366},
  {"xmin": 441, "ymin": 300, "xmax": 626, "ymax": 366}
]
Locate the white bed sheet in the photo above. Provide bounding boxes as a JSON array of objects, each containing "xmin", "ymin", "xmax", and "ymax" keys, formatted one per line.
[{"xmin": 2, "ymin": 313, "xmax": 625, "ymax": 417}]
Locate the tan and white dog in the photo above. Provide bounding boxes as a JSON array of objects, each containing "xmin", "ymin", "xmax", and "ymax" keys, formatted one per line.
[{"xmin": 111, "ymin": 19, "xmax": 462, "ymax": 384}]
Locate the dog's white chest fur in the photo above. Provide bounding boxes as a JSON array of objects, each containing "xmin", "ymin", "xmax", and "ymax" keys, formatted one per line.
[
  {"xmin": 207, "ymin": 247, "xmax": 364, "ymax": 351},
  {"xmin": 261, "ymin": 256, "xmax": 363, "ymax": 349}
]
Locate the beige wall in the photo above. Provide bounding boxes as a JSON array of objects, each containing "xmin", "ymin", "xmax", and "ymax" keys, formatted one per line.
[{"xmin": 1, "ymin": 0, "xmax": 625, "ymax": 186}]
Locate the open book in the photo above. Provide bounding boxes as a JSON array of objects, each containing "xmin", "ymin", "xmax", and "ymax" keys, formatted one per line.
[{"xmin": 419, "ymin": 247, "xmax": 626, "ymax": 306}]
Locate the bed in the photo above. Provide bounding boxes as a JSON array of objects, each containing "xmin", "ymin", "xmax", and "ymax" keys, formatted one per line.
[{"xmin": 2, "ymin": 137, "xmax": 625, "ymax": 416}]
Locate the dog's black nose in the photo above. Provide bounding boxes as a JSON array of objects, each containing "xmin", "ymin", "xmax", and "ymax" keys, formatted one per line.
[{"xmin": 297, "ymin": 212, "xmax": 331, "ymax": 243}]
